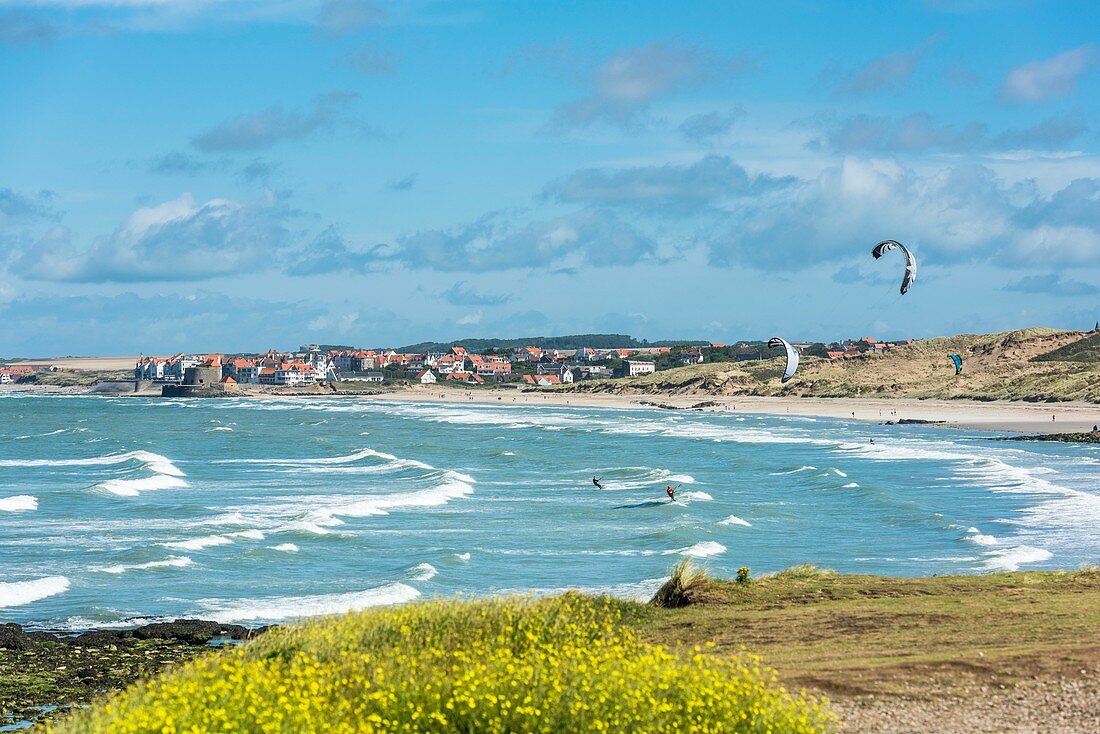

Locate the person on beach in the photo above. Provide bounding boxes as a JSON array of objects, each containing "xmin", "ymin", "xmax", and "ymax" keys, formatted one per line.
[
  {"xmin": 592, "ymin": 476, "xmax": 604, "ymax": 490},
  {"xmin": 666, "ymin": 485, "xmax": 677, "ymax": 502}
]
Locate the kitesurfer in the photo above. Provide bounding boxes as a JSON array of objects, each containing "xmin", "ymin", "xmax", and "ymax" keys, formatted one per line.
[
  {"xmin": 592, "ymin": 476, "xmax": 604, "ymax": 490},
  {"xmin": 666, "ymin": 485, "xmax": 677, "ymax": 502}
]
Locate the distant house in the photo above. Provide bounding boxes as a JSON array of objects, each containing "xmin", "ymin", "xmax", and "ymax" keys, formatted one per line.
[
  {"xmin": 418, "ymin": 370, "xmax": 437, "ymax": 384},
  {"xmin": 0, "ymin": 371, "xmax": 13, "ymax": 385},
  {"xmin": 622, "ymin": 360, "xmax": 656, "ymax": 377},
  {"xmin": 515, "ymin": 346, "xmax": 544, "ymax": 363},
  {"xmin": 364, "ymin": 372, "xmax": 385, "ymax": 382},
  {"xmin": 446, "ymin": 371, "xmax": 483, "ymax": 385},
  {"xmin": 220, "ymin": 376, "xmax": 238, "ymax": 391},
  {"xmin": 680, "ymin": 348, "xmax": 704, "ymax": 365},
  {"xmin": 826, "ymin": 350, "xmax": 845, "ymax": 360}
]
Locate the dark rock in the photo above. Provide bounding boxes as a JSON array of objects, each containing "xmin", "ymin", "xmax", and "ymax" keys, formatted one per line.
[
  {"xmin": 132, "ymin": 619, "xmax": 223, "ymax": 644},
  {"xmin": 0, "ymin": 622, "xmax": 30, "ymax": 650},
  {"xmin": 897, "ymin": 419, "xmax": 945, "ymax": 425},
  {"xmin": 69, "ymin": 630, "xmax": 130, "ymax": 646},
  {"xmin": 130, "ymin": 619, "xmax": 261, "ymax": 644}
]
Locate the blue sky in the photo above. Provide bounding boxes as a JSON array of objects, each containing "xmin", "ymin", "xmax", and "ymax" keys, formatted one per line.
[{"xmin": 1, "ymin": 0, "xmax": 1098, "ymax": 355}]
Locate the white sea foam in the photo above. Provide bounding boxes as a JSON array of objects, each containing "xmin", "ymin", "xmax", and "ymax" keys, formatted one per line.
[
  {"xmin": 771, "ymin": 466, "xmax": 817, "ymax": 475},
  {"xmin": 455, "ymin": 552, "xmax": 471, "ymax": 561},
  {"xmin": 270, "ymin": 543, "xmax": 299, "ymax": 552},
  {"xmin": 718, "ymin": 514, "xmax": 752, "ymax": 527},
  {"xmin": 0, "ymin": 450, "xmax": 185, "ymax": 476},
  {"xmin": 230, "ymin": 530, "xmax": 265, "ymax": 541},
  {"xmin": 410, "ymin": 563, "xmax": 438, "ymax": 581},
  {"xmin": 981, "ymin": 545, "xmax": 1053, "ymax": 571},
  {"xmin": 677, "ymin": 490, "xmax": 712, "ymax": 502},
  {"xmin": 95, "ymin": 474, "xmax": 188, "ymax": 497},
  {"xmin": 204, "ymin": 512, "xmax": 250, "ymax": 526},
  {"xmin": 92, "ymin": 556, "xmax": 193, "ymax": 574},
  {"xmin": 0, "ymin": 576, "xmax": 70, "ymax": 608},
  {"xmin": 502, "ymin": 451, "xmax": 516, "ymax": 456},
  {"xmin": 277, "ymin": 520, "xmax": 337, "ymax": 536},
  {"xmin": 0, "ymin": 495, "xmax": 37, "ymax": 512},
  {"xmin": 206, "ymin": 426, "xmax": 234, "ymax": 432},
  {"xmin": 832, "ymin": 469, "xmax": 848, "ymax": 477},
  {"xmin": 15, "ymin": 428, "xmax": 72, "ymax": 439},
  {"xmin": 667, "ymin": 541, "xmax": 726, "ymax": 558},
  {"xmin": 197, "ymin": 583, "xmax": 421, "ymax": 623},
  {"xmin": 964, "ymin": 527, "xmax": 1000, "ymax": 546},
  {"xmin": 841, "ymin": 482, "xmax": 859, "ymax": 488},
  {"xmin": 314, "ymin": 471, "xmax": 475, "ymax": 522},
  {"xmin": 586, "ymin": 467, "xmax": 697, "ymax": 491},
  {"xmin": 162, "ymin": 535, "xmax": 234, "ymax": 551}
]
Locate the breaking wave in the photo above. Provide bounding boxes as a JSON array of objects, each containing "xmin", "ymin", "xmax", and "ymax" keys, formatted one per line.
[
  {"xmin": 0, "ymin": 576, "xmax": 70, "ymax": 608},
  {"xmin": 666, "ymin": 541, "xmax": 726, "ymax": 558},
  {"xmin": 0, "ymin": 495, "xmax": 37, "ymax": 512},
  {"xmin": 196, "ymin": 583, "xmax": 421, "ymax": 623},
  {"xmin": 92, "ymin": 556, "xmax": 193, "ymax": 574},
  {"xmin": 718, "ymin": 514, "xmax": 751, "ymax": 527}
]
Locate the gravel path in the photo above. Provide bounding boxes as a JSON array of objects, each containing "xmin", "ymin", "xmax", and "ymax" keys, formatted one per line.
[{"xmin": 832, "ymin": 677, "xmax": 1100, "ymax": 733}]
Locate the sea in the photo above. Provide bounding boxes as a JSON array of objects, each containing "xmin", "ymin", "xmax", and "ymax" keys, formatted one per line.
[{"xmin": 1, "ymin": 394, "xmax": 1097, "ymax": 629}]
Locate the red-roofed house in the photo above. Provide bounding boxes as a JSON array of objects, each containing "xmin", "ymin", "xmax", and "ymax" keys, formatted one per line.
[{"xmin": 417, "ymin": 370, "xmax": 437, "ymax": 384}]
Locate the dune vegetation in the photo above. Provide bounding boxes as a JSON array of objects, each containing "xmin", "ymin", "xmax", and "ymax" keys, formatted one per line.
[
  {"xmin": 564, "ymin": 328, "xmax": 1100, "ymax": 403},
  {"xmin": 50, "ymin": 594, "xmax": 833, "ymax": 734}
]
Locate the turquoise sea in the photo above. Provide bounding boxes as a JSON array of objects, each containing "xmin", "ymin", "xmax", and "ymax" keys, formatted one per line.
[{"xmin": 1, "ymin": 394, "xmax": 1097, "ymax": 629}]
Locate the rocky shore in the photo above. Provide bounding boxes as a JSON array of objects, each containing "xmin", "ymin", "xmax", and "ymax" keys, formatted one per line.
[
  {"xmin": 1001, "ymin": 430, "xmax": 1100, "ymax": 443},
  {"xmin": 0, "ymin": 620, "xmax": 265, "ymax": 729}
]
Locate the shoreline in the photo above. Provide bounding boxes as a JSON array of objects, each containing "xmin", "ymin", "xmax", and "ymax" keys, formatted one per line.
[
  {"xmin": 368, "ymin": 387, "xmax": 1100, "ymax": 435},
  {"xmin": 5, "ymin": 382, "xmax": 1100, "ymax": 433}
]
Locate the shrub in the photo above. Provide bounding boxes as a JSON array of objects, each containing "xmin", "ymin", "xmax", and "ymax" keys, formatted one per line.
[
  {"xmin": 51, "ymin": 595, "xmax": 833, "ymax": 734},
  {"xmin": 737, "ymin": 566, "xmax": 751, "ymax": 584},
  {"xmin": 650, "ymin": 560, "xmax": 708, "ymax": 608}
]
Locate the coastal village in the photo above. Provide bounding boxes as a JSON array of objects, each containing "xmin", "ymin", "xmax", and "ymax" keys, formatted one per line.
[{"xmin": 115, "ymin": 336, "xmax": 915, "ymax": 390}]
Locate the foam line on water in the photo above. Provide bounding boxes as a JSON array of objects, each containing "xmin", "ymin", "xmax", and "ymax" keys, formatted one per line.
[
  {"xmin": 410, "ymin": 563, "xmax": 438, "ymax": 581},
  {"xmin": 162, "ymin": 535, "xmax": 234, "ymax": 551},
  {"xmin": 92, "ymin": 556, "xmax": 193, "ymax": 574},
  {"xmin": 196, "ymin": 583, "xmax": 421, "ymax": 623},
  {"xmin": 0, "ymin": 576, "xmax": 70, "ymax": 608},
  {"xmin": 95, "ymin": 475, "xmax": 188, "ymax": 497},
  {"xmin": 310, "ymin": 471, "xmax": 475, "ymax": 523},
  {"xmin": 0, "ymin": 450, "xmax": 185, "ymax": 477},
  {"xmin": 718, "ymin": 515, "xmax": 751, "ymax": 527}
]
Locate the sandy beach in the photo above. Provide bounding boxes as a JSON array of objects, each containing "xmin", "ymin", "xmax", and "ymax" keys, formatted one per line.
[
  {"xmin": 5, "ymin": 381, "xmax": 1099, "ymax": 434},
  {"xmin": 368, "ymin": 386, "xmax": 1100, "ymax": 434}
]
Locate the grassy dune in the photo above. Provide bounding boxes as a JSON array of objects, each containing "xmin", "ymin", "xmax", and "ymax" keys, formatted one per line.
[{"xmin": 566, "ymin": 328, "xmax": 1100, "ymax": 403}]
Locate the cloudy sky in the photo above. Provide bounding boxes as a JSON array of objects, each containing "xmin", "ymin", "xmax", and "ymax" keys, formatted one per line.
[{"xmin": 1, "ymin": 0, "xmax": 1098, "ymax": 355}]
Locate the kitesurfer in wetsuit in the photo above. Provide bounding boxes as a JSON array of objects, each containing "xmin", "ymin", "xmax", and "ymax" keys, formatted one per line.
[
  {"xmin": 592, "ymin": 476, "xmax": 604, "ymax": 490},
  {"xmin": 666, "ymin": 485, "xmax": 676, "ymax": 502}
]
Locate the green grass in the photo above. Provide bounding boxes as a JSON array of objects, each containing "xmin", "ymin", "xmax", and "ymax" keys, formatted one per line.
[
  {"xmin": 638, "ymin": 567, "xmax": 1100, "ymax": 698},
  {"xmin": 51, "ymin": 594, "xmax": 833, "ymax": 734}
]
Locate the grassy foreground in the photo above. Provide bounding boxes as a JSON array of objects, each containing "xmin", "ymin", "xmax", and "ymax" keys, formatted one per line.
[
  {"xmin": 49, "ymin": 595, "xmax": 832, "ymax": 734},
  {"xmin": 39, "ymin": 567, "xmax": 1100, "ymax": 732}
]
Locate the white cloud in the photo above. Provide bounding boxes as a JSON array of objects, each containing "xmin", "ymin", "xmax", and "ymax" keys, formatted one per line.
[
  {"xmin": 12, "ymin": 192, "xmax": 291, "ymax": 282},
  {"xmin": 1001, "ymin": 44, "xmax": 1100, "ymax": 103}
]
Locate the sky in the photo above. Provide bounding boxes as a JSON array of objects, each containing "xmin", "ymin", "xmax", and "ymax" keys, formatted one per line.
[{"xmin": 1, "ymin": 0, "xmax": 1098, "ymax": 356}]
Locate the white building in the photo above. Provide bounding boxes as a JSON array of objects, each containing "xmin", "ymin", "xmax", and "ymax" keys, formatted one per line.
[
  {"xmin": 624, "ymin": 360, "xmax": 656, "ymax": 377},
  {"xmin": 418, "ymin": 370, "xmax": 437, "ymax": 384}
]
